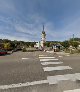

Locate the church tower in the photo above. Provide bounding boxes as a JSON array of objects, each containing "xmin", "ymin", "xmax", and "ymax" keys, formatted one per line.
[{"xmin": 41, "ymin": 25, "xmax": 46, "ymax": 48}]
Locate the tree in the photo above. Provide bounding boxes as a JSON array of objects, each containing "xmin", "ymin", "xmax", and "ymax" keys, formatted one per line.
[
  {"xmin": 70, "ymin": 38, "xmax": 80, "ymax": 42},
  {"xmin": 45, "ymin": 42, "xmax": 50, "ymax": 47},
  {"xmin": 3, "ymin": 42, "xmax": 11, "ymax": 50},
  {"xmin": 69, "ymin": 41, "xmax": 79, "ymax": 48},
  {"xmin": 61, "ymin": 41, "xmax": 69, "ymax": 48}
]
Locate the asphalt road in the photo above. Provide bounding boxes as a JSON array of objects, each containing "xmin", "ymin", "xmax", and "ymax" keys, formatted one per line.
[{"xmin": 0, "ymin": 51, "xmax": 80, "ymax": 92}]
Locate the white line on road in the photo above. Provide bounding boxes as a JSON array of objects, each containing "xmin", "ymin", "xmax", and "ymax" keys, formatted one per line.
[
  {"xmin": 46, "ymin": 51, "xmax": 54, "ymax": 53},
  {"xmin": 41, "ymin": 62, "xmax": 63, "ymax": 65},
  {"xmin": 66, "ymin": 55, "xmax": 70, "ymax": 56},
  {"xmin": 22, "ymin": 58, "xmax": 29, "ymax": 60},
  {"xmin": 0, "ymin": 73, "xmax": 80, "ymax": 89},
  {"xmin": 43, "ymin": 66, "xmax": 72, "ymax": 71},
  {"xmin": 64, "ymin": 88, "xmax": 80, "ymax": 92},
  {"xmin": 40, "ymin": 59, "xmax": 59, "ymax": 61},
  {"xmin": 39, "ymin": 55, "xmax": 47, "ymax": 56},
  {"xmin": 0, "ymin": 80, "xmax": 48, "ymax": 90},
  {"xmin": 59, "ymin": 56, "xmax": 63, "ymax": 57},
  {"xmin": 47, "ymin": 73, "xmax": 80, "ymax": 85},
  {"xmin": 39, "ymin": 57, "xmax": 55, "ymax": 59}
]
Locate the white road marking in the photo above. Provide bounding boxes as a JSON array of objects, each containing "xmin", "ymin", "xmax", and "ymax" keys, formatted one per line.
[
  {"xmin": 41, "ymin": 62, "xmax": 63, "ymax": 65},
  {"xmin": 1, "ymin": 73, "xmax": 80, "ymax": 89},
  {"xmin": 46, "ymin": 51, "xmax": 54, "ymax": 53},
  {"xmin": 39, "ymin": 57, "xmax": 55, "ymax": 59},
  {"xmin": 43, "ymin": 66, "xmax": 72, "ymax": 71},
  {"xmin": 0, "ymin": 80, "xmax": 48, "ymax": 90},
  {"xmin": 22, "ymin": 58, "xmax": 29, "ymax": 60},
  {"xmin": 39, "ymin": 55, "xmax": 47, "ymax": 56},
  {"xmin": 66, "ymin": 55, "xmax": 70, "ymax": 56},
  {"xmin": 59, "ymin": 56, "xmax": 63, "ymax": 57},
  {"xmin": 75, "ymin": 73, "xmax": 80, "ymax": 80},
  {"xmin": 40, "ymin": 59, "xmax": 59, "ymax": 61},
  {"xmin": 47, "ymin": 73, "xmax": 80, "ymax": 85},
  {"xmin": 64, "ymin": 89, "xmax": 80, "ymax": 92}
]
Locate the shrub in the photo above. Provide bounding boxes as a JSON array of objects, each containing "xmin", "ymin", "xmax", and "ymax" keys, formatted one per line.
[{"xmin": 22, "ymin": 48, "xmax": 26, "ymax": 52}]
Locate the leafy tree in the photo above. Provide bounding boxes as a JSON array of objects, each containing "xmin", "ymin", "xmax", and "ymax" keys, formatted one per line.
[
  {"xmin": 10, "ymin": 42, "xmax": 15, "ymax": 49},
  {"xmin": 70, "ymin": 38, "xmax": 80, "ymax": 42},
  {"xmin": 69, "ymin": 41, "xmax": 79, "ymax": 48},
  {"xmin": 50, "ymin": 42, "xmax": 53, "ymax": 47},
  {"xmin": 45, "ymin": 42, "xmax": 50, "ymax": 47},
  {"xmin": 3, "ymin": 42, "xmax": 11, "ymax": 50},
  {"xmin": 61, "ymin": 41, "xmax": 69, "ymax": 48},
  {"xmin": 3, "ymin": 39, "xmax": 11, "ymax": 43}
]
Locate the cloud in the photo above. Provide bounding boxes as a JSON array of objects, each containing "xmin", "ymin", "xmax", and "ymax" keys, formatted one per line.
[
  {"xmin": 0, "ymin": 14, "xmax": 45, "ymax": 41},
  {"xmin": 0, "ymin": 0, "xmax": 80, "ymax": 41},
  {"xmin": 50, "ymin": 17, "xmax": 80, "ymax": 41},
  {"xmin": 0, "ymin": 33, "xmax": 30, "ymax": 41},
  {"xmin": 0, "ymin": 0, "xmax": 16, "ymax": 13},
  {"xmin": 1, "ymin": 13, "xmax": 80, "ymax": 41},
  {"xmin": 13, "ymin": 14, "xmax": 46, "ymax": 40}
]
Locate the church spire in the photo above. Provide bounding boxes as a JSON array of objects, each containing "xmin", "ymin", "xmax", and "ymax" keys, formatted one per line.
[
  {"xmin": 42, "ymin": 25, "xmax": 45, "ymax": 34},
  {"xmin": 43, "ymin": 25, "xmax": 44, "ymax": 31},
  {"xmin": 41, "ymin": 25, "xmax": 46, "ymax": 48}
]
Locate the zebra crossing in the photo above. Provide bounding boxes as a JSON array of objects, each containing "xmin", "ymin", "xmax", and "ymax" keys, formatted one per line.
[
  {"xmin": 39, "ymin": 54, "xmax": 80, "ymax": 92},
  {"xmin": 39, "ymin": 55, "xmax": 72, "ymax": 73},
  {"xmin": 64, "ymin": 89, "xmax": 80, "ymax": 92},
  {"xmin": 22, "ymin": 58, "xmax": 29, "ymax": 60},
  {"xmin": 43, "ymin": 66, "xmax": 72, "ymax": 72},
  {"xmin": 41, "ymin": 61, "xmax": 63, "ymax": 65},
  {"xmin": 40, "ymin": 58, "xmax": 59, "ymax": 61},
  {"xmin": 0, "ymin": 54, "xmax": 80, "ymax": 91}
]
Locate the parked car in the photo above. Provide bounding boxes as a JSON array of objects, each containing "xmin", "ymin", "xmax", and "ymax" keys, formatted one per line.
[{"xmin": 0, "ymin": 50, "xmax": 7, "ymax": 55}]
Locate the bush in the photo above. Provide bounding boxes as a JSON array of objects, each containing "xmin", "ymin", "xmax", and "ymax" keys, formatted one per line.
[
  {"xmin": 22, "ymin": 48, "xmax": 26, "ymax": 52},
  {"xmin": 77, "ymin": 49, "xmax": 80, "ymax": 53}
]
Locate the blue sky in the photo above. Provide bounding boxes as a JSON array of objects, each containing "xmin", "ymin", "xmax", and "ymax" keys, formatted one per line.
[{"xmin": 0, "ymin": 0, "xmax": 80, "ymax": 41}]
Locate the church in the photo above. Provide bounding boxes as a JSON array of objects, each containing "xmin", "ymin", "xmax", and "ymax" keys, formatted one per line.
[{"xmin": 35, "ymin": 25, "xmax": 46, "ymax": 50}]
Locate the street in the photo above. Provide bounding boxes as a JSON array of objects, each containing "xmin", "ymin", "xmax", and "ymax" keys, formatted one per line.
[{"xmin": 0, "ymin": 51, "xmax": 80, "ymax": 92}]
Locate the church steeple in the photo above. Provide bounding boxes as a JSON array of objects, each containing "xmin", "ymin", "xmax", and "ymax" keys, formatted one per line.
[
  {"xmin": 42, "ymin": 25, "xmax": 46, "ymax": 38},
  {"xmin": 42, "ymin": 25, "xmax": 45, "ymax": 34},
  {"xmin": 43, "ymin": 25, "xmax": 44, "ymax": 31},
  {"xmin": 41, "ymin": 25, "xmax": 46, "ymax": 48}
]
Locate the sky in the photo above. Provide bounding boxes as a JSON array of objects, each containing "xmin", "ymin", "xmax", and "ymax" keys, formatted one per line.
[{"xmin": 0, "ymin": 0, "xmax": 80, "ymax": 41}]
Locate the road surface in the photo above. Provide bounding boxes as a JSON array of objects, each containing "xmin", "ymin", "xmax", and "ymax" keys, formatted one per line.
[{"xmin": 0, "ymin": 51, "xmax": 80, "ymax": 92}]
